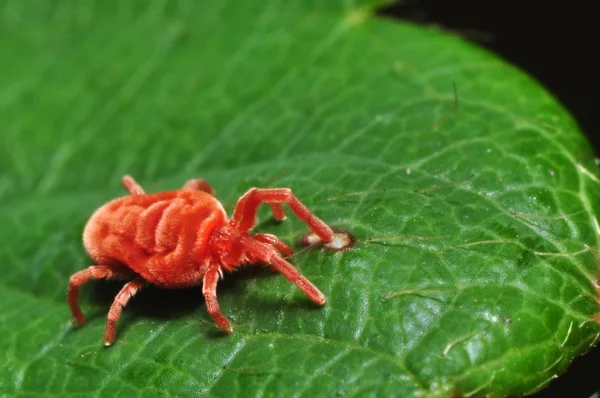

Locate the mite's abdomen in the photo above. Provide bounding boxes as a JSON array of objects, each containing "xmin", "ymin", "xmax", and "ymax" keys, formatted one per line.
[{"xmin": 83, "ymin": 190, "xmax": 227, "ymax": 287}]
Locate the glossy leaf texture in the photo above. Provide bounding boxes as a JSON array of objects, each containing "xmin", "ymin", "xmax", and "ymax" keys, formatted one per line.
[{"xmin": 1, "ymin": 1, "xmax": 599, "ymax": 397}]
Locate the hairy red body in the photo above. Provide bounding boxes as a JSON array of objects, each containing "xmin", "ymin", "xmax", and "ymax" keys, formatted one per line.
[
  {"xmin": 84, "ymin": 190, "xmax": 226, "ymax": 288},
  {"xmin": 68, "ymin": 175, "xmax": 334, "ymax": 345}
]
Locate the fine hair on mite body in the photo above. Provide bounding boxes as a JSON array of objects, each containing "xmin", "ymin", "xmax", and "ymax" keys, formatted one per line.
[{"xmin": 67, "ymin": 175, "xmax": 335, "ymax": 346}]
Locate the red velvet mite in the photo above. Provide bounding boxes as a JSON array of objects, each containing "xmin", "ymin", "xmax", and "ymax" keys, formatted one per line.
[{"xmin": 67, "ymin": 175, "xmax": 334, "ymax": 345}]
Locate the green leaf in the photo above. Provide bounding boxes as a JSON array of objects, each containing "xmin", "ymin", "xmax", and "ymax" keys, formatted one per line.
[{"xmin": 1, "ymin": 1, "xmax": 599, "ymax": 397}]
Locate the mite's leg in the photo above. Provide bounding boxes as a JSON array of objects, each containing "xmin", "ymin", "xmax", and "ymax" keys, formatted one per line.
[
  {"xmin": 232, "ymin": 188, "xmax": 333, "ymax": 241},
  {"xmin": 122, "ymin": 175, "xmax": 145, "ymax": 195},
  {"xmin": 182, "ymin": 178, "xmax": 215, "ymax": 196},
  {"xmin": 67, "ymin": 265, "xmax": 133, "ymax": 326},
  {"xmin": 103, "ymin": 279, "xmax": 145, "ymax": 346},
  {"xmin": 203, "ymin": 265, "xmax": 232, "ymax": 334},
  {"xmin": 269, "ymin": 204, "xmax": 286, "ymax": 221},
  {"xmin": 242, "ymin": 237, "xmax": 326, "ymax": 305},
  {"xmin": 253, "ymin": 233, "xmax": 294, "ymax": 256}
]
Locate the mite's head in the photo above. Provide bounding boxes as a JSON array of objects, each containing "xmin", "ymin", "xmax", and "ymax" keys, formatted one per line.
[{"xmin": 208, "ymin": 221, "xmax": 245, "ymax": 271}]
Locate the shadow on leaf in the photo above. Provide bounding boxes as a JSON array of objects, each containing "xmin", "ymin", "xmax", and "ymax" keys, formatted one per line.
[{"xmin": 87, "ymin": 265, "xmax": 281, "ymax": 321}]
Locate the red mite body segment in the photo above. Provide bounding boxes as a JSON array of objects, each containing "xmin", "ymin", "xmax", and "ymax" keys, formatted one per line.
[
  {"xmin": 68, "ymin": 175, "xmax": 334, "ymax": 346},
  {"xmin": 83, "ymin": 190, "xmax": 227, "ymax": 288}
]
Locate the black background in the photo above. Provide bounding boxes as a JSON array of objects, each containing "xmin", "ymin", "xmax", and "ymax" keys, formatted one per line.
[{"xmin": 378, "ymin": 1, "xmax": 598, "ymax": 397}]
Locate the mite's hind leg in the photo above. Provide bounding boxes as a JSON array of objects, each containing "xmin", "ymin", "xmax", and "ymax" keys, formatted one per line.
[
  {"xmin": 104, "ymin": 279, "xmax": 146, "ymax": 346},
  {"xmin": 182, "ymin": 178, "xmax": 215, "ymax": 196},
  {"xmin": 67, "ymin": 265, "xmax": 133, "ymax": 326},
  {"xmin": 122, "ymin": 175, "xmax": 145, "ymax": 195}
]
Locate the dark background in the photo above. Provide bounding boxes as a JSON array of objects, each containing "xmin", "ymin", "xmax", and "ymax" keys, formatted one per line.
[
  {"xmin": 379, "ymin": 0, "xmax": 597, "ymax": 149},
  {"xmin": 378, "ymin": 1, "xmax": 598, "ymax": 397}
]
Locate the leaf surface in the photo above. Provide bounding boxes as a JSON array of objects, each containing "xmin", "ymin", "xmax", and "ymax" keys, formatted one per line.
[{"xmin": 1, "ymin": 1, "xmax": 599, "ymax": 397}]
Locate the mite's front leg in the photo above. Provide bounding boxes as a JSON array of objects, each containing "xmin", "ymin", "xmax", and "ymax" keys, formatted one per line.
[
  {"xmin": 203, "ymin": 265, "xmax": 232, "ymax": 334},
  {"xmin": 241, "ymin": 237, "xmax": 326, "ymax": 305},
  {"xmin": 231, "ymin": 188, "xmax": 333, "ymax": 241}
]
